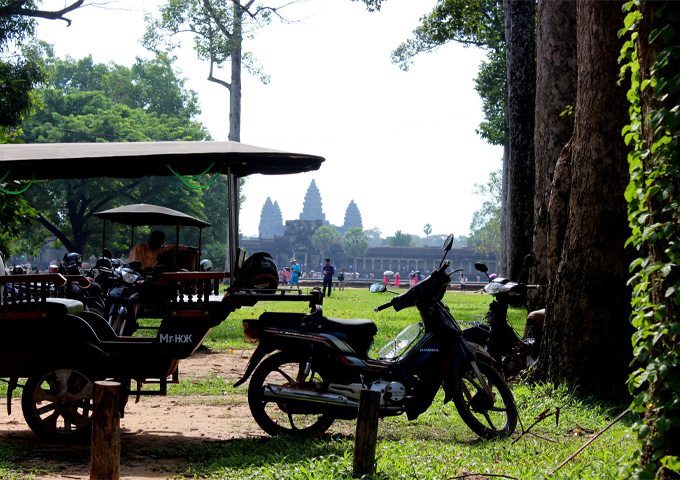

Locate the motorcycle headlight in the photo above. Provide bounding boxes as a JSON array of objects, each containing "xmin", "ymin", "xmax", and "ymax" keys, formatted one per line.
[
  {"xmin": 121, "ymin": 269, "xmax": 140, "ymax": 284},
  {"xmin": 484, "ymin": 282, "xmax": 501, "ymax": 295}
]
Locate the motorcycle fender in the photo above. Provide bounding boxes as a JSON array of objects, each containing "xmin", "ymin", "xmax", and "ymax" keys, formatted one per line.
[
  {"xmin": 440, "ymin": 345, "xmax": 493, "ymax": 403},
  {"xmin": 233, "ymin": 342, "xmax": 275, "ymax": 387},
  {"xmin": 442, "ymin": 346, "xmax": 498, "ymax": 404}
]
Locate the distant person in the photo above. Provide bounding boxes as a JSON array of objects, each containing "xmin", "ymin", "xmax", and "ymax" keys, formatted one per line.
[
  {"xmin": 289, "ymin": 259, "xmax": 301, "ymax": 288},
  {"xmin": 127, "ymin": 230, "xmax": 190, "ymax": 269},
  {"xmin": 322, "ymin": 258, "xmax": 334, "ymax": 297},
  {"xmin": 394, "ymin": 271, "xmax": 400, "ymax": 288},
  {"xmin": 383, "ymin": 273, "xmax": 390, "ymax": 286},
  {"xmin": 461, "ymin": 274, "xmax": 467, "ymax": 292},
  {"xmin": 338, "ymin": 268, "xmax": 346, "ymax": 291}
]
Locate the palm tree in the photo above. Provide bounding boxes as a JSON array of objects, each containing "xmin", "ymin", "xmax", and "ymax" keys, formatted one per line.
[
  {"xmin": 423, "ymin": 223, "xmax": 432, "ymax": 246},
  {"xmin": 342, "ymin": 227, "xmax": 369, "ymax": 272}
]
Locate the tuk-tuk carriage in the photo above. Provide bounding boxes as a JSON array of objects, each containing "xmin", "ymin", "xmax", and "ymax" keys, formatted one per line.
[{"xmin": 0, "ymin": 141, "xmax": 324, "ymax": 443}]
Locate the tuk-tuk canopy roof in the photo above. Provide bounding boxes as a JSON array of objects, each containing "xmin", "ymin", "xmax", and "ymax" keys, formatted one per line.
[
  {"xmin": 94, "ymin": 204, "xmax": 211, "ymax": 229},
  {"xmin": 0, "ymin": 141, "xmax": 324, "ymax": 181}
]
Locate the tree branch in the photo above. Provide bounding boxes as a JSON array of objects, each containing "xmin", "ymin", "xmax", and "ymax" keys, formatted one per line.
[
  {"xmin": 202, "ymin": 0, "xmax": 233, "ymax": 40},
  {"xmin": 32, "ymin": 212, "xmax": 76, "ymax": 253},
  {"xmin": 0, "ymin": 0, "xmax": 85, "ymax": 26},
  {"xmin": 208, "ymin": 29, "xmax": 231, "ymax": 89}
]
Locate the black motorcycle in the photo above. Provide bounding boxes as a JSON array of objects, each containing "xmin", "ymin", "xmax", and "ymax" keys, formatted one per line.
[
  {"xmin": 473, "ymin": 255, "xmax": 542, "ymax": 379},
  {"xmin": 235, "ymin": 235, "xmax": 518, "ymax": 439}
]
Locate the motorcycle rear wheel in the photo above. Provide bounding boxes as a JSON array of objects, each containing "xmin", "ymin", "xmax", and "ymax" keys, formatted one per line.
[
  {"xmin": 248, "ymin": 352, "xmax": 335, "ymax": 436},
  {"xmin": 452, "ymin": 361, "xmax": 517, "ymax": 439}
]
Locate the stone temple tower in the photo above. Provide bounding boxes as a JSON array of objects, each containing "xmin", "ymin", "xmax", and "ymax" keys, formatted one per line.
[
  {"xmin": 342, "ymin": 200, "xmax": 363, "ymax": 231},
  {"xmin": 299, "ymin": 179, "xmax": 325, "ymax": 222},
  {"xmin": 258, "ymin": 197, "xmax": 284, "ymax": 239}
]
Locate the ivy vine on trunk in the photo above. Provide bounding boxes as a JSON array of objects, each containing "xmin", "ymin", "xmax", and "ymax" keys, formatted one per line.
[{"xmin": 619, "ymin": 1, "xmax": 680, "ymax": 477}]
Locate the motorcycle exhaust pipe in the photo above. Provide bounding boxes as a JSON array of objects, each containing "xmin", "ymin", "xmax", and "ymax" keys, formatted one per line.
[{"xmin": 263, "ymin": 384, "xmax": 359, "ymax": 408}]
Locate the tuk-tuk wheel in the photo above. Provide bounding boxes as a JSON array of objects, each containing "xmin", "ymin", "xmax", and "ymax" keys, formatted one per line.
[{"xmin": 21, "ymin": 366, "xmax": 96, "ymax": 444}]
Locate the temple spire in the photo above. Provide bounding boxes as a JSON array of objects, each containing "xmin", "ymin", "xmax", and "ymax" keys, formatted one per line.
[{"xmin": 299, "ymin": 179, "xmax": 325, "ymax": 222}]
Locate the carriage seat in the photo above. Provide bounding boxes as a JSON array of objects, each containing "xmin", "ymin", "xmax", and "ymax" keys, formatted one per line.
[{"xmin": 44, "ymin": 297, "xmax": 84, "ymax": 316}]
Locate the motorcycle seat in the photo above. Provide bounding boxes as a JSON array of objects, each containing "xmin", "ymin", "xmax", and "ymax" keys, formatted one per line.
[
  {"xmin": 44, "ymin": 298, "xmax": 84, "ymax": 316},
  {"xmin": 258, "ymin": 311, "xmax": 376, "ymax": 337},
  {"xmin": 527, "ymin": 308, "xmax": 545, "ymax": 326},
  {"xmin": 320, "ymin": 316, "xmax": 377, "ymax": 338}
]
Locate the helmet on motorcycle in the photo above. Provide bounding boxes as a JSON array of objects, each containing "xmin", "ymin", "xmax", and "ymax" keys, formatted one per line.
[
  {"xmin": 200, "ymin": 259, "xmax": 213, "ymax": 272},
  {"xmin": 63, "ymin": 253, "xmax": 82, "ymax": 275},
  {"xmin": 239, "ymin": 252, "xmax": 278, "ymax": 290}
]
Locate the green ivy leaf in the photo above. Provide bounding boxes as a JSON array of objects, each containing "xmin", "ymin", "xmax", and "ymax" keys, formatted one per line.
[{"xmin": 660, "ymin": 456, "xmax": 680, "ymax": 474}]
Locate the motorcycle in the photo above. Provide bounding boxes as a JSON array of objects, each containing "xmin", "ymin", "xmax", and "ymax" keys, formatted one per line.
[
  {"xmin": 106, "ymin": 261, "xmax": 146, "ymax": 336},
  {"xmin": 235, "ymin": 235, "xmax": 518, "ymax": 439},
  {"xmin": 473, "ymin": 255, "xmax": 542, "ymax": 379}
]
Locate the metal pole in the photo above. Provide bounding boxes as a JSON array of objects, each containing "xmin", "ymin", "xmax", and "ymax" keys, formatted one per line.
[{"xmin": 227, "ymin": 168, "xmax": 239, "ymax": 278}]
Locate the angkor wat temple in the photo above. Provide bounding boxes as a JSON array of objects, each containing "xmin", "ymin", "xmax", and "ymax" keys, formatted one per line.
[
  {"xmin": 258, "ymin": 179, "xmax": 362, "ymax": 239},
  {"xmin": 243, "ymin": 180, "xmax": 498, "ymax": 279}
]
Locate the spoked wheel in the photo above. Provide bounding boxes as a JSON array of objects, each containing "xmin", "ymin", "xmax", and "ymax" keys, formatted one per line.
[
  {"xmin": 248, "ymin": 352, "xmax": 335, "ymax": 436},
  {"xmin": 22, "ymin": 367, "xmax": 95, "ymax": 444},
  {"xmin": 452, "ymin": 361, "xmax": 517, "ymax": 439}
]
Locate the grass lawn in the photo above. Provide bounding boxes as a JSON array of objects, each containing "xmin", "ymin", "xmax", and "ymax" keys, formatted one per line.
[{"xmin": 0, "ymin": 288, "xmax": 635, "ymax": 479}]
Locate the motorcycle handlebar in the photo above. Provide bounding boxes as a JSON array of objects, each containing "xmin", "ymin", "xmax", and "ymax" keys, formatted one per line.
[{"xmin": 374, "ymin": 301, "xmax": 393, "ymax": 313}]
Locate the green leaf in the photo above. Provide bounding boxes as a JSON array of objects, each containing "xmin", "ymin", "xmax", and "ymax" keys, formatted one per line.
[{"xmin": 660, "ymin": 456, "xmax": 680, "ymax": 474}]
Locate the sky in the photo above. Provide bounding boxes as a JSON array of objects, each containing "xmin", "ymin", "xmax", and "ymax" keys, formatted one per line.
[{"xmin": 35, "ymin": 0, "xmax": 503, "ymax": 241}]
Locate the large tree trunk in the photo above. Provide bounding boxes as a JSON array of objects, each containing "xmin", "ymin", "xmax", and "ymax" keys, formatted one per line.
[
  {"xmin": 502, "ymin": 0, "xmax": 536, "ymax": 279},
  {"xmin": 529, "ymin": 0, "xmax": 577, "ymax": 311},
  {"xmin": 533, "ymin": 0, "xmax": 632, "ymax": 392},
  {"xmin": 229, "ymin": 3, "xmax": 242, "ymax": 143}
]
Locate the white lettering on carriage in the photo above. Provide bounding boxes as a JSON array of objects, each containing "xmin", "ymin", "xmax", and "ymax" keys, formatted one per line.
[{"xmin": 159, "ymin": 334, "xmax": 193, "ymax": 343}]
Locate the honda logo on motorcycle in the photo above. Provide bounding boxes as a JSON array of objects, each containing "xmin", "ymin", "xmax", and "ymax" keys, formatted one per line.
[{"xmin": 160, "ymin": 333, "xmax": 193, "ymax": 343}]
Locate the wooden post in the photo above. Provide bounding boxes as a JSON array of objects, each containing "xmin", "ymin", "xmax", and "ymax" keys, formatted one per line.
[
  {"xmin": 90, "ymin": 381, "xmax": 121, "ymax": 480},
  {"xmin": 353, "ymin": 389, "xmax": 381, "ymax": 477}
]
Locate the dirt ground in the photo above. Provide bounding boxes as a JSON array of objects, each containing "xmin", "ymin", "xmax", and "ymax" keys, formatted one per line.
[{"xmin": 0, "ymin": 349, "xmax": 266, "ymax": 480}]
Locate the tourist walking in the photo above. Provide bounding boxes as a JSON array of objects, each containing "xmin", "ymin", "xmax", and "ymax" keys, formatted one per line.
[
  {"xmin": 460, "ymin": 273, "xmax": 467, "ymax": 292},
  {"xmin": 383, "ymin": 273, "xmax": 390, "ymax": 286},
  {"xmin": 322, "ymin": 258, "xmax": 335, "ymax": 297},
  {"xmin": 338, "ymin": 268, "xmax": 346, "ymax": 291},
  {"xmin": 290, "ymin": 259, "xmax": 300, "ymax": 288},
  {"xmin": 394, "ymin": 271, "xmax": 400, "ymax": 288}
]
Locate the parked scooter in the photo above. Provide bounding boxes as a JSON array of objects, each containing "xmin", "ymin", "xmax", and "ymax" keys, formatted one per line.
[
  {"xmin": 59, "ymin": 253, "xmax": 107, "ymax": 317},
  {"xmin": 236, "ymin": 235, "xmax": 518, "ymax": 439},
  {"xmin": 107, "ymin": 262, "xmax": 145, "ymax": 336},
  {"xmin": 474, "ymin": 255, "xmax": 542, "ymax": 379}
]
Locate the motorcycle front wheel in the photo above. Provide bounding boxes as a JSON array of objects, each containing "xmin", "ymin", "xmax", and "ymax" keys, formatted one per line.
[
  {"xmin": 247, "ymin": 352, "xmax": 335, "ymax": 436},
  {"xmin": 452, "ymin": 361, "xmax": 518, "ymax": 439}
]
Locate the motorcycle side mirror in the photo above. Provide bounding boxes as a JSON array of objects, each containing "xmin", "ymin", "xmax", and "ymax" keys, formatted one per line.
[
  {"xmin": 474, "ymin": 262, "xmax": 488, "ymax": 273},
  {"xmin": 523, "ymin": 254, "xmax": 534, "ymax": 268},
  {"xmin": 370, "ymin": 282, "xmax": 387, "ymax": 293},
  {"xmin": 442, "ymin": 234, "xmax": 454, "ymax": 251},
  {"xmin": 438, "ymin": 234, "xmax": 455, "ymax": 268}
]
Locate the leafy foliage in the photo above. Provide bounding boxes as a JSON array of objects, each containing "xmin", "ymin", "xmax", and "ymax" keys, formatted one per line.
[
  {"xmin": 387, "ymin": 230, "xmax": 415, "ymax": 247},
  {"xmin": 341, "ymin": 226, "xmax": 369, "ymax": 260},
  {"xmin": 619, "ymin": 1, "xmax": 680, "ymax": 477},
  {"xmin": 467, "ymin": 168, "xmax": 501, "ymax": 259},
  {"xmin": 391, "ymin": 0, "xmax": 506, "ymax": 145},
  {"xmin": 12, "ymin": 51, "xmax": 215, "ymax": 257},
  {"xmin": 312, "ymin": 225, "xmax": 340, "ymax": 256}
]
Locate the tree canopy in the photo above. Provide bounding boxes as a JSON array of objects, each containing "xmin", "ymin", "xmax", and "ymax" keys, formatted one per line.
[
  {"xmin": 391, "ymin": 0, "xmax": 506, "ymax": 145},
  {"xmin": 13, "ymin": 50, "xmax": 216, "ymax": 258},
  {"xmin": 387, "ymin": 230, "xmax": 415, "ymax": 247},
  {"xmin": 467, "ymin": 169, "xmax": 500, "ymax": 259},
  {"xmin": 342, "ymin": 227, "xmax": 369, "ymax": 262},
  {"xmin": 312, "ymin": 226, "xmax": 340, "ymax": 256},
  {"xmin": 144, "ymin": 0, "xmax": 284, "ymax": 141}
]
